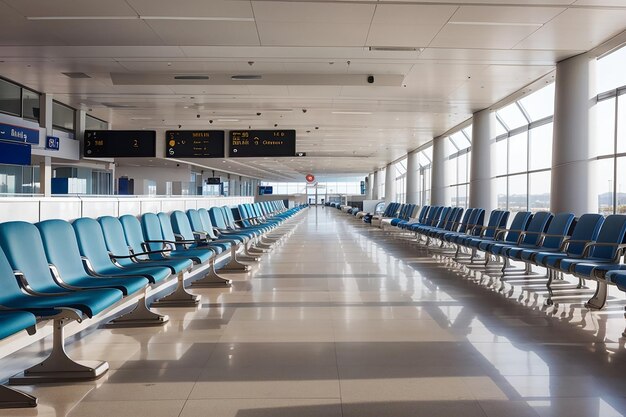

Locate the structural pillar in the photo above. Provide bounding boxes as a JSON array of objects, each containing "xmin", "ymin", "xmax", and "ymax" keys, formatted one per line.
[
  {"xmin": 550, "ymin": 53, "xmax": 597, "ymax": 216},
  {"xmin": 406, "ymin": 151, "xmax": 419, "ymax": 205},
  {"xmin": 469, "ymin": 109, "xmax": 497, "ymax": 212},
  {"xmin": 430, "ymin": 136, "xmax": 450, "ymax": 206},
  {"xmin": 366, "ymin": 173, "xmax": 374, "ymax": 199},
  {"xmin": 38, "ymin": 93, "xmax": 54, "ymax": 196},
  {"xmin": 384, "ymin": 163, "xmax": 396, "ymax": 204},
  {"xmin": 372, "ymin": 170, "xmax": 380, "ymax": 200}
]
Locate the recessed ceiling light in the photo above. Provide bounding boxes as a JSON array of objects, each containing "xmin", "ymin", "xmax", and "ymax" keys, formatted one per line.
[{"xmin": 216, "ymin": 119, "xmax": 239, "ymax": 122}]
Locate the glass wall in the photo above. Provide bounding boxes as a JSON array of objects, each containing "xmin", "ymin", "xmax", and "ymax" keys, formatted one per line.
[
  {"xmin": 0, "ymin": 164, "xmax": 40, "ymax": 194},
  {"xmin": 52, "ymin": 101, "xmax": 75, "ymax": 133},
  {"xmin": 261, "ymin": 176, "xmax": 363, "ymax": 196},
  {"xmin": 492, "ymin": 82, "xmax": 554, "ymax": 213},
  {"xmin": 444, "ymin": 127, "xmax": 472, "ymax": 208},
  {"xmin": 416, "ymin": 146, "xmax": 432, "ymax": 206},
  {"xmin": 594, "ymin": 44, "xmax": 626, "ymax": 215},
  {"xmin": 86, "ymin": 115, "xmax": 108, "ymax": 131},
  {"xmin": 378, "ymin": 167, "xmax": 386, "ymax": 200},
  {"xmin": 394, "ymin": 158, "xmax": 407, "ymax": 203},
  {"xmin": 0, "ymin": 77, "xmax": 40, "ymax": 121}
]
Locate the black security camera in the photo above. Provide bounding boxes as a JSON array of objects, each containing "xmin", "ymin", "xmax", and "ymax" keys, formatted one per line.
[
  {"xmin": 302, "ymin": 109, "xmax": 307, "ymax": 113},
  {"xmin": 367, "ymin": 75, "xmax": 374, "ymax": 84},
  {"xmin": 178, "ymin": 124, "xmax": 182, "ymax": 128},
  {"xmin": 274, "ymin": 123, "xmax": 278, "ymax": 127},
  {"xmin": 209, "ymin": 120, "xmax": 213, "ymax": 124},
  {"xmin": 256, "ymin": 112, "xmax": 262, "ymax": 116},
  {"xmin": 196, "ymin": 114, "xmax": 201, "ymax": 118},
  {"xmin": 315, "ymin": 126, "xmax": 319, "ymax": 130}
]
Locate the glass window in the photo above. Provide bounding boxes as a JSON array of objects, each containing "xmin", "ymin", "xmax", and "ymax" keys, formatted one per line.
[
  {"xmin": 529, "ymin": 171, "xmax": 551, "ymax": 211},
  {"xmin": 617, "ymin": 96, "xmax": 626, "ymax": 154},
  {"xmin": 450, "ymin": 132, "xmax": 470, "ymax": 151},
  {"xmin": 597, "ymin": 158, "xmax": 615, "ymax": 216},
  {"xmin": 595, "ymin": 97, "xmax": 616, "ymax": 157},
  {"xmin": 529, "ymin": 123, "xmax": 553, "ymax": 171},
  {"xmin": 0, "ymin": 78, "xmax": 21, "ymax": 116},
  {"xmin": 508, "ymin": 174, "xmax": 528, "ymax": 213},
  {"xmin": 617, "ymin": 157, "xmax": 626, "ymax": 214},
  {"xmin": 497, "ymin": 102, "xmax": 528, "ymax": 131},
  {"xmin": 495, "ymin": 177, "xmax": 507, "ymax": 210},
  {"xmin": 22, "ymin": 89, "xmax": 40, "ymax": 121},
  {"xmin": 86, "ymin": 115, "xmax": 108, "ymax": 131},
  {"xmin": 597, "ymin": 44, "xmax": 626, "ymax": 93},
  {"xmin": 495, "ymin": 118, "xmax": 507, "ymax": 136},
  {"xmin": 52, "ymin": 101, "xmax": 75, "ymax": 132},
  {"xmin": 508, "ymin": 132, "xmax": 528, "ymax": 174},
  {"xmin": 519, "ymin": 83, "xmax": 555, "ymax": 122}
]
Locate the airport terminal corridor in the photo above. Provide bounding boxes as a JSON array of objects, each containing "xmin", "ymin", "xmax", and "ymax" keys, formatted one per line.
[{"xmin": 1, "ymin": 206, "xmax": 625, "ymax": 417}]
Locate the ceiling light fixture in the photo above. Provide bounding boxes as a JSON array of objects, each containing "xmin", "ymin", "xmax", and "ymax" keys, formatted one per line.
[
  {"xmin": 216, "ymin": 119, "xmax": 239, "ymax": 122},
  {"xmin": 331, "ymin": 111, "xmax": 372, "ymax": 115},
  {"xmin": 27, "ymin": 15, "xmax": 255, "ymax": 22},
  {"xmin": 448, "ymin": 21, "xmax": 542, "ymax": 27}
]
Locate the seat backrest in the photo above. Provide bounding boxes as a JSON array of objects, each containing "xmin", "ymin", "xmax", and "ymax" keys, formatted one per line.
[
  {"xmin": 198, "ymin": 208, "xmax": 219, "ymax": 238},
  {"xmin": 157, "ymin": 212, "xmax": 178, "ymax": 242},
  {"xmin": 590, "ymin": 214, "xmax": 626, "ymax": 259},
  {"xmin": 519, "ymin": 211, "xmax": 553, "ymax": 245},
  {"xmin": 37, "ymin": 219, "xmax": 91, "ymax": 282},
  {"xmin": 187, "ymin": 209, "xmax": 208, "ymax": 234},
  {"xmin": 435, "ymin": 207, "xmax": 452, "ymax": 228},
  {"xmin": 565, "ymin": 213, "xmax": 604, "ymax": 255},
  {"xmin": 73, "ymin": 217, "xmax": 120, "ymax": 271},
  {"xmin": 142, "ymin": 213, "xmax": 167, "ymax": 252},
  {"xmin": 98, "ymin": 216, "xmax": 134, "ymax": 266},
  {"xmin": 418, "ymin": 206, "xmax": 430, "ymax": 223},
  {"xmin": 456, "ymin": 208, "xmax": 474, "ymax": 233},
  {"xmin": 170, "ymin": 210, "xmax": 196, "ymax": 241},
  {"xmin": 481, "ymin": 210, "xmax": 503, "ymax": 238},
  {"xmin": 119, "ymin": 215, "xmax": 148, "ymax": 255},
  {"xmin": 209, "ymin": 207, "xmax": 229, "ymax": 229},
  {"xmin": 541, "ymin": 212, "xmax": 575, "ymax": 249},
  {"xmin": 503, "ymin": 212, "xmax": 532, "ymax": 243},
  {"xmin": 0, "ymin": 246, "xmax": 31, "ymax": 305},
  {"xmin": 427, "ymin": 206, "xmax": 442, "ymax": 226},
  {"xmin": 0, "ymin": 221, "xmax": 60, "ymax": 293}
]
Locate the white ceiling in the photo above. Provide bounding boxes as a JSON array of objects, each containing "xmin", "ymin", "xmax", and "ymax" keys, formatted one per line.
[{"xmin": 0, "ymin": 0, "xmax": 625, "ymax": 181}]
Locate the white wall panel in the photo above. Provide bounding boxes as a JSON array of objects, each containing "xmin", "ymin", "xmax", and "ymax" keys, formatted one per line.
[
  {"xmin": 81, "ymin": 198, "xmax": 119, "ymax": 219},
  {"xmin": 0, "ymin": 199, "xmax": 40, "ymax": 223},
  {"xmin": 118, "ymin": 200, "xmax": 142, "ymax": 216},
  {"xmin": 39, "ymin": 198, "xmax": 82, "ymax": 221}
]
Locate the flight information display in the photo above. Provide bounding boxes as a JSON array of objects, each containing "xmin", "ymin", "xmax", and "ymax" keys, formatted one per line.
[
  {"xmin": 229, "ymin": 130, "xmax": 296, "ymax": 157},
  {"xmin": 166, "ymin": 130, "xmax": 225, "ymax": 158},
  {"xmin": 84, "ymin": 130, "xmax": 156, "ymax": 157}
]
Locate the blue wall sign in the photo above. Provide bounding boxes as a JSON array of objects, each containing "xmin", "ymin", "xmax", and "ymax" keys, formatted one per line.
[
  {"xmin": 0, "ymin": 141, "xmax": 32, "ymax": 166},
  {"xmin": 0, "ymin": 123, "xmax": 40, "ymax": 145},
  {"xmin": 45, "ymin": 136, "xmax": 60, "ymax": 150}
]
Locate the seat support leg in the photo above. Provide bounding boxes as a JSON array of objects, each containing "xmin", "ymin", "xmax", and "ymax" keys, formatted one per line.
[
  {"xmin": 0, "ymin": 385, "xmax": 37, "ymax": 408},
  {"xmin": 584, "ymin": 280, "xmax": 607, "ymax": 310},
  {"xmin": 10, "ymin": 319, "xmax": 109, "ymax": 384},
  {"xmin": 192, "ymin": 259, "xmax": 232, "ymax": 287},
  {"xmin": 220, "ymin": 246, "xmax": 251, "ymax": 272},
  {"xmin": 152, "ymin": 273, "xmax": 200, "ymax": 307},
  {"xmin": 107, "ymin": 292, "xmax": 169, "ymax": 327}
]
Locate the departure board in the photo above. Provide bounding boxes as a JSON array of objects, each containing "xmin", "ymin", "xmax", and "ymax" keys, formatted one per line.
[
  {"xmin": 165, "ymin": 130, "xmax": 225, "ymax": 158},
  {"xmin": 84, "ymin": 130, "xmax": 156, "ymax": 157},
  {"xmin": 229, "ymin": 130, "xmax": 296, "ymax": 157}
]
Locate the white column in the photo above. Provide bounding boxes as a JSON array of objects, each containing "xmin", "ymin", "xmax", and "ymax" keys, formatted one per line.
[
  {"xmin": 384, "ymin": 163, "xmax": 396, "ymax": 204},
  {"xmin": 406, "ymin": 151, "xmax": 419, "ymax": 204},
  {"xmin": 550, "ymin": 53, "xmax": 597, "ymax": 216},
  {"xmin": 469, "ymin": 109, "xmax": 497, "ymax": 212},
  {"xmin": 365, "ymin": 173, "xmax": 373, "ymax": 199},
  {"xmin": 431, "ymin": 136, "xmax": 450, "ymax": 206},
  {"xmin": 39, "ymin": 94, "xmax": 54, "ymax": 196},
  {"xmin": 372, "ymin": 170, "xmax": 380, "ymax": 200}
]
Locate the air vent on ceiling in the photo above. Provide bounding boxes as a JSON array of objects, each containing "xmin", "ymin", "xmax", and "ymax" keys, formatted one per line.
[
  {"xmin": 62, "ymin": 72, "xmax": 91, "ymax": 79},
  {"xmin": 101, "ymin": 102, "xmax": 137, "ymax": 108},
  {"xmin": 231, "ymin": 75, "xmax": 262, "ymax": 80},
  {"xmin": 174, "ymin": 75, "xmax": 209, "ymax": 80},
  {"xmin": 368, "ymin": 46, "xmax": 422, "ymax": 52}
]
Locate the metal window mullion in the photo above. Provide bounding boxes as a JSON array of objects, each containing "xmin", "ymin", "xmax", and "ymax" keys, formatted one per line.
[
  {"xmin": 516, "ymin": 101, "xmax": 532, "ymax": 125},
  {"xmin": 613, "ymin": 95, "xmax": 619, "ymax": 214}
]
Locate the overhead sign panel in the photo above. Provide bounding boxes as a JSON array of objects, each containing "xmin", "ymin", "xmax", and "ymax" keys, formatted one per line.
[
  {"xmin": 229, "ymin": 130, "xmax": 296, "ymax": 157},
  {"xmin": 0, "ymin": 123, "xmax": 39, "ymax": 145},
  {"xmin": 165, "ymin": 130, "xmax": 225, "ymax": 158},
  {"xmin": 84, "ymin": 130, "xmax": 156, "ymax": 158},
  {"xmin": 0, "ymin": 141, "xmax": 31, "ymax": 166}
]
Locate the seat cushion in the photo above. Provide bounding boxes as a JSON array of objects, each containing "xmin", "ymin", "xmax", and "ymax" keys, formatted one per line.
[{"xmin": 0, "ymin": 311, "xmax": 36, "ymax": 340}]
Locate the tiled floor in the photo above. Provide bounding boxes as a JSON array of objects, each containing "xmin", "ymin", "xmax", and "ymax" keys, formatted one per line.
[{"xmin": 3, "ymin": 206, "xmax": 626, "ymax": 416}]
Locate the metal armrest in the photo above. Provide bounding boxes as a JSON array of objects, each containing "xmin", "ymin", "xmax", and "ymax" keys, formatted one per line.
[
  {"xmin": 581, "ymin": 242, "xmax": 626, "ymax": 258},
  {"xmin": 14, "ymin": 271, "xmax": 56, "ymax": 297},
  {"xmin": 494, "ymin": 228, "xmax": 523, "ymax": 240}
]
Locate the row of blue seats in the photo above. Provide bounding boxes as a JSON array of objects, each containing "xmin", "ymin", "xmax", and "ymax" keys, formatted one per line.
[
  {"xmin": 0, "ymin": 200, "xmax": 306, "ymax": 408},
  {"xmin": 374, "ymin": 203, "xmax": 626, "ymax": 335}
]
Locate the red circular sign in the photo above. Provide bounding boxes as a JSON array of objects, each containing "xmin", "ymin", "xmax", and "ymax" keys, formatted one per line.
[{"xmin": 305, "ymin": 174, "xmax": 315, "ymax": 183}]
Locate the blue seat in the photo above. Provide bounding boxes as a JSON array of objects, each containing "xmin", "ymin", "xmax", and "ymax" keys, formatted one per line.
[
  {"xmin": 186, "ymin": 209, "xmax": 232, "ymax": 252},
  {"xmin": 476, "ymin": 211, "xmax": 533, "ymax": 253},
  {"xmin": 36, "ymin": 219, "xmax": 149, "ymax": 296},
  {"xmin": 0, "ymin": 311, "xmax": 38, "ymax": 408},
  {"xmin": 73, "ymin": 218, "xmax": 170, "ymax": 284},
  {"xmin": 506, "ymin": 212, "xmax": 575, "ymax": 261},
  {"xmin": 483, "ymin": 211, "xmax": 550, "ymax": 257}
]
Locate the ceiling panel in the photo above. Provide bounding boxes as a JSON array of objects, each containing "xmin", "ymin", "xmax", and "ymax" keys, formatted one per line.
[
  {"xmin": 450, "ymin": 5, "xmax": 565, "ymax": 24},
  {"xmin": 256, "ymin": 22, "xmax": 371, "ymax": 47},
  {"xmin": 32, "ymin": 20, "xmax": 165, "ymax": 46},
  {"xmin": 251, "ymin": 1, "xmax": 375, "ymax": 23},
  {"xmin": 4, "ymin": 0, "xmax": 137, "ymax": 17},
  {"xmin": 430, "ymin": 23, "xmax": 542, "ymax": 49},
  {"xmin": 418, "ymin": 47, "xmax": 581, "ymax": 65},
  {"xmin": 117, "ymin": 60, "xmax": 286, "ymax": 73},
  {"xmin": 514, "ymin": 8, "xmax": 626, "ymax": 50},
  {"xmin": 144, "ymin": 20, "xmax": 260, "ymax": 46},
  {"xmin": 125, "ymin": 0, "xmax": 254, "ymax": 18}
]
